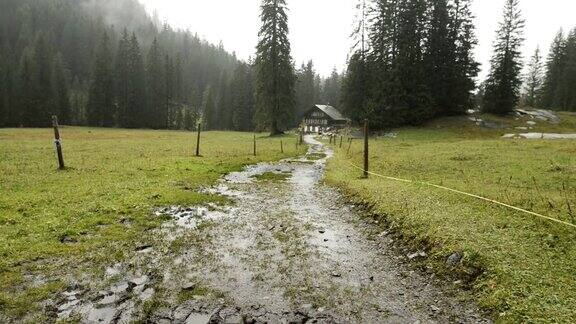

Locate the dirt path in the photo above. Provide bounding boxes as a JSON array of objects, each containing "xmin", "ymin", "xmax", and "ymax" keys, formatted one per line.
[{"xmin": 54, "ymin": 136, "xmax": 488, "ymax": 323}]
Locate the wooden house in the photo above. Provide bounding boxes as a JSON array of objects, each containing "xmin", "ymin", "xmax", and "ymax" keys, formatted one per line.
[{"xmin": 302, "ymin": 105, "xmax": 349, "ymax": 133}]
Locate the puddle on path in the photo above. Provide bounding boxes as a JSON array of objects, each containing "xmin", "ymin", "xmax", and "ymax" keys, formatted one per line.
[{"xmin": 52, "ymin": 136, "xmax": 489, "ymax": 323}]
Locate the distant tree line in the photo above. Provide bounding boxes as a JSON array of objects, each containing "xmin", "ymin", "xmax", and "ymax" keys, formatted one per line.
[
  {"xmin": 0, "ymin": 0, "xmax": 340, "ymax": 132},
  {"xmin": 0, "ymin": 0, "xmax": 248, "ymax": 130},
  {"xmin": 521, "ymin": 28, "xmax": 576, "ymax": 112},
  {"xmin": 341, "ymin": 0, "xmax": 479, "ymax": 129}
]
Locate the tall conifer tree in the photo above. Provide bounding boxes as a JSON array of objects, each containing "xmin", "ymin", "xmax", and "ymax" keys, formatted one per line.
[
  {"xmin": 202, "ymin": 85, "xmax": 216, "ymax": 129},
  {"xmin": 482, "ymin": 0, "xmax": 525, "ymax": 115},
  {"xmin": 255, "ymin": 0, "xmax": 296, "ymax": 135},
  {"xmin": 115, "ymin": 30, "xmax": 130, "ymax": 127},
  {"xmin": 523, "ymin": 47, "xmax": 544, "ymax": 107},
  {"xmin": 125, "ymin": 33, "xmax": 146, "ymax": 128},
  {"xmin": 556, "ymin": 29, "xmax": 576, "ymax": 111},
  {"xmin": 295, "ymin": 61, "xmax": 317, "ymax": 120},
  {"xmin": 51, "ymin": 53, "xmax": 71, "ymax": 124},
  {"xmin": 424, "ymin": 0, "xmax": 454, "ymax": 116},
  {"xmin": 449, "ymin": 0, "xmax": 479, "ymax": 114},
  {"xmin": 87, "ymin": 32, "xmax": 115, "ymax": 127},
  {"xmin": 343, "ymin": 0, "xmax": 371, "ymax": 124},
  {"xmin": 146, "ymin": 38, "xmax": 165, "ymax": 128},
  {"xmin": 231, "ymin": 63, "xmax": 255, "ymax": 131}
]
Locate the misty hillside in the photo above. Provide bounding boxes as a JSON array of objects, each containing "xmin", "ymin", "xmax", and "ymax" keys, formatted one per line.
[{"xmin": 0, "ymin": 0, "xmax": 239, "ymax": 128}]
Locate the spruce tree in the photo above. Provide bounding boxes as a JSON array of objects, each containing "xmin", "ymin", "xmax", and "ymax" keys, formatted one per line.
[
  {"xmin": 540, "ymin": 30, "xmax": 566, "ymax": 109},
  {"xmin": 556, "ymin": 28, "xmax": 576, "ymax": 111},
  {"xmin": 0, "ymin": 49, "xmax": 6, "ymax": 127},
  {"xmin": 343, "ymin": 0, "xmax": 371, "ymax": 124},
  {"xmin": 15, "ymin": 33, "xmax": 54, "ymax": 127},
  {"xmin": 424, "ymin": 0, "xmax": 454, "ymax": 116},
  {"xmin": 449, "ymin": 0, "xmax": 479, "ymax": 114},
  {"xmin": 342, "ymin": 52, "xmax": 370, "ymax": 123},
  {"xmin": 17, "ymin": 47, "xmax": 36, "ymax": 127},
  {"xmin": 125, "ymin": 33, "xmax": 146, "ymax": 128},
  {"xmin": 523, "ymin": 47, "xmax": 544, "ymax": 107},
  {"xmin": 115, "ymin": 30, "xmax": 130, "ymax": 127},
  {"xmin": 393, "ymin": 0, "xmax": 430, "ymax": 125},
  {"xmin": 295, "ymin": 61, "xmax": 317, "ymax": 120},
  {"xmin": 87, "ymin": 32, "xmax": 115, "ymax": 127},
  {"xmin": 482, "ymin": 0, "xmax": 525, "ymax": 115},
  {"xmin": 231, "ymin": 63, "xmax": 255, "ymax": 131},
  {"xmin": 322, "ymin": 68, "xmax": 341, "ymax": 107},
  {"xmin": 202, "ymin": 85, "xmax": 216, "ymax": 129},
  {"xmin": 1, "ymin": 43, "xmax": 16, "ymax": 127},
  {"xmin": 255, "ymin": 0, "xmax": 296, "ymax": 135},
  {"xmin": 216, "ymin": 71, "xmax": 233, "ymax": 130},
  {"xmin": 163, "ymin": 55, "xmax": 175, "ymax": 128},
  {"xmin": 146, "ymin": 38, "xmax": 165, "ymax": 128},
  {"xmin": 51, "ymin": 53, "xmax": 72, "ymax": 125}
]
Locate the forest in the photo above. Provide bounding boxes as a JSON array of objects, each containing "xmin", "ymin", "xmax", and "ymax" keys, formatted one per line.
[
  {"xmin": 0, "ymin": 0, "xmax": 575, "ymax": 132},
  {"xmin": 0, "ymin": 0, "xmax": 340, "ymax": 131},
  {"xmin": 342, "ymin": 0, "xmax": 576, "ymax": 129}
]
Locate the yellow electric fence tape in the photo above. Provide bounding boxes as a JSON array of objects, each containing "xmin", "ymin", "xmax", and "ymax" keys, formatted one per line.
[{"xmin": 347, "ymin": 162, "xmax": 576, "ymax": 230}]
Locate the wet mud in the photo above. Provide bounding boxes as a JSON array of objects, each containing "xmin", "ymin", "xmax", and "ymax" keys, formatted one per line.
[{"xmin": 53, "ymin": 136, "xmax": 489, "ymax": 323}]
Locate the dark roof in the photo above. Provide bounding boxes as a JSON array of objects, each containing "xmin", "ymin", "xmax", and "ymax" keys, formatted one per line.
[{"xmin": 314, "ymin": 105, "xmax": 348, "ymax": 121}]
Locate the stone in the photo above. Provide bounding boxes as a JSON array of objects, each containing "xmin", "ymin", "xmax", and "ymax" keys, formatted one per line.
[
  {"xmin": 446, "ymin": 253, "xmax": 462, "ymax": 266},
  {"xmin": 181, "ymin": 282, "xmax": 197, "ymax": 291},
  {"xmin": 407, "ymin": 251, "xmax": 427, "ymax": 260}
]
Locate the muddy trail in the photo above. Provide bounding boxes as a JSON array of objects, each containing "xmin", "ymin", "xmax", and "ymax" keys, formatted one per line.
[{"xmin": 53, "ymin": 136, "xmax": 489, "ymax": 323}]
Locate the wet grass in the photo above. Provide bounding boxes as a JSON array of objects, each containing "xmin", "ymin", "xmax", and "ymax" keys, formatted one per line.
[
  {"xmin": 0, "ymin": 127, "xmax": 306, "ymax": 320},
  {"xmin": 325, "ymin": 113, "xmax": 576, "ymax": 323},
  {"xmin": 252, "ymin": 172, "xmax": 291, "ymax": 182},
  {"xmin": 306, "ymin": 153, "xmax": 327, "ymax": 161}
]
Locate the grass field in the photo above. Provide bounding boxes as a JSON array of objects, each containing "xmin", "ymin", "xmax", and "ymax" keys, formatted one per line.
[
  {"xmin": 325, "ymin": 113, "xmax": 576, "ymax": 323},
  {"xmin": 0, "ymin": 127, "xmax": 305, "ymax": 318}
]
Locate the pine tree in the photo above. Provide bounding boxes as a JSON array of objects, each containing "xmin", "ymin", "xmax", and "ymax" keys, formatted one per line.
[
  {"xmin": 1, "ymin": 43, "xmax": 16, "ymax": 127},
  {"xmin": 146, "ymin": 38, "xmax": 165, "ymax": 128},
  {"xmin": 522, "ymin": 47, "xmax": 544, "ymax": 107},
  {"xmin": 393, "ymin": 0, "xmax": 430, "ymax": 125},
  {"xmin": 342, "ymin": 0, "xmax": 371, "ymax": 124},
  {"xmin": 125, "ymin": 33, "xmax": 146, "ymax": 128},
  {"xmin": 449, "ymin": 0, "xmax": 479, "ymax": 114},
  {"xmin": 540, "ymin": 30, "xmax": 566, "ymax": 109},
  {"xmin": 255, "ymin": 0, "xmax": 296, "ymax": 135},
  {"xmin": 115, "ymin": 30, "xmax": 130, "ymax": 126},
  {"xmin": 322, "ymin": 68, "xmax": 341, "ymax": 107},
  {"xmin": 51, "ymin": 53, "xmax": 72, "ymax": 125},
  {"xmin": 342, "ymin": 52, "xmax": 370, "ymax": 123},
  {"xmin": 87, "ymin": 32, "xmax": 115, "ymax": 127},
  {"xmin": 163, "ymin": 54, "xmax": 175, "ymax": 128},
  {"xmin": 482, "ymin": 0, "xmax": 525, "ymax": 115},
  {"xmin": 424, "ymin": 0, "xmax": 453, "ymax": 116},
  {"xmin": 14, "ymin": 33, "xmax": 55, "ymax": 127},
  {"xmin": 216, "ymin": 71, "xmax": 233, "ymax": 130},
  {"xmin": 231, "ymin": 63, "xmax": 255, "ymax": 131},
  {"xmin": 556, "ymin": 28, "xmax": 576, "ymax": 111},
  {"xmin": 17, "ymin": 47, "xmax": 36, "ymax": 127},
  {"xmin": 0, "ymin": 48, "xmax": 6, "ymax": 127},
  {"xmin": 295, "ymin": 61, "xmax": 317, "ymax": 120},
  {"xmin": 202, "ymin": 85, "xmax": 216, "ymax": 129}
]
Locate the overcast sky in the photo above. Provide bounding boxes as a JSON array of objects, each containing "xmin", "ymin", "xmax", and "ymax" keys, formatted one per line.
[{"xmin": 139, "ymin": 0, "xmax": 576, "ymax": 79}]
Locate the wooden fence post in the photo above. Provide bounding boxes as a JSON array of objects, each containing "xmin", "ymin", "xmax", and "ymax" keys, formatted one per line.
[
  {"xmin": 51, "ymin": 115, "xmax": 65, "ymax": 170},
  {"xmin": 195, "ymin": 122, "xmax": 202, "ymax": 157},
  {"xmin": 339, "ymin": 135, "xmax": 343, "ymax": 148},
  {"xmin": 253, "ymin": 134, "xmax": 257, "ymax": 156},
  {"xmin": 280, "ymin": 140, "xmax": 284, "ymax": 153},
  {"xmin": 363, "ymin": 119, "xmax": 369, "ymax": 178}
]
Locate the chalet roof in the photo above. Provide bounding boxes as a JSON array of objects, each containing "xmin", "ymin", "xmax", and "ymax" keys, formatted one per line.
[{"xmin": 315, "ymin": 105, "xmax": 348, "ymax": 121}]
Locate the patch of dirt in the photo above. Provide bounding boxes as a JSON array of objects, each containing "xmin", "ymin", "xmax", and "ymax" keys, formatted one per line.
[{"xmin": 51, "ymin": 136, "xmax": 490, "ymax": 323}]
